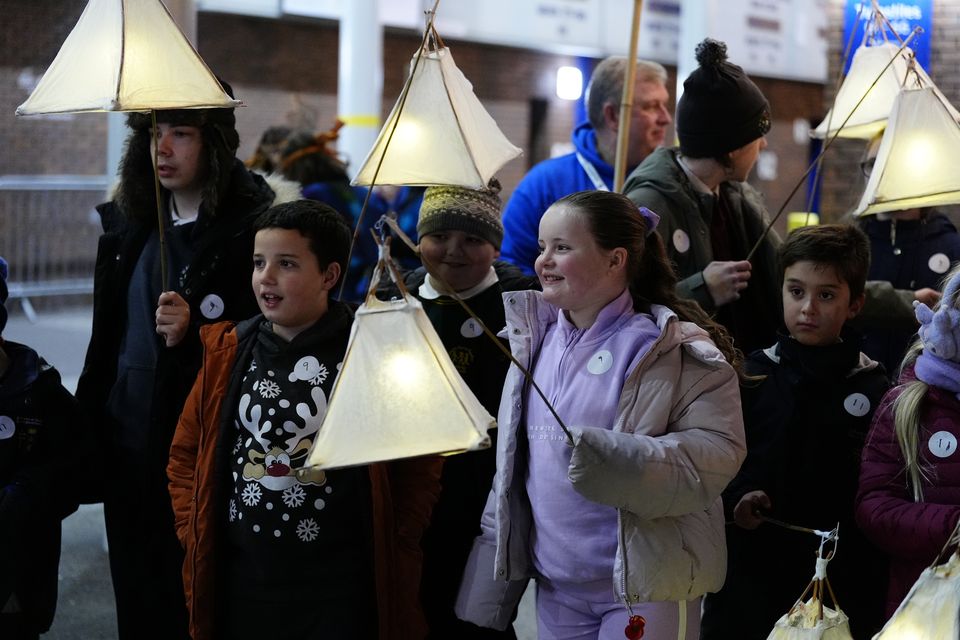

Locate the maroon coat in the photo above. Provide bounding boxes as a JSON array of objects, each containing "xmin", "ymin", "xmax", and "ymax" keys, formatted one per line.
[{"xmin": 856, "ymin": 366, "xmax": 960, "ymax": 616}]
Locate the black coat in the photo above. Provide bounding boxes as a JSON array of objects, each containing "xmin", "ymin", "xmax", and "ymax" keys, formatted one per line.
[
  {"xmin": 0, "ymin": 342, "xmax": 79, "ymax": 634},
  {"xmin": 861, "ymin": 212, "xmax": 960, "ymax": 374},
  {"xmin": 75, "ymin": 160, "xmax": 276, "ymax": 501},
  {"xmin": 702, "ymin": 330, "xmax": 890, "ymax": 640}
]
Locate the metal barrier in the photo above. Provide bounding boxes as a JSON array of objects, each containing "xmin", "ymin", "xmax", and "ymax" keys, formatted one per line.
[{"xmin": 0, "ymin": 175, "xmax": 107, "ymax": 319}]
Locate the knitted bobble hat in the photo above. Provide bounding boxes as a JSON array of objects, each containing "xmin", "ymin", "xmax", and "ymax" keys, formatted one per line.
[
  {"xmin": 914, "ymin": 270, "xmax": 960, "ymax": 362},
  {"xmin": 417, "ymin": 179, "xmax": 504, "ymax": 249},
  {"xmin": 676, "ymin": 39, "xmax": 771, "ymax": 158}
]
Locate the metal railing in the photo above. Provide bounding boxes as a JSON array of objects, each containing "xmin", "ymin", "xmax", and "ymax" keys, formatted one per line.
[{"xmin": 0, "ymin": 175, "xmax": 107, "ymax": 319}]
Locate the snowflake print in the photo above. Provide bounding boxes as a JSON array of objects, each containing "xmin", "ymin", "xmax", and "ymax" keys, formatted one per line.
[
  {"xmin": 283, "ymin": 484, "xmax": 306, "ymax": 508},
  {"xmin": 232, "ymin": 434, "xmax": 243, "ymax": 455},
  {"xmin": 241, "ymin": 483, "xmax": 262, "ymax": 507},
  {"xmin": 258, "ymin": 378, "xmax": 281, "ymax": 399},
  {"xmin": 228, "ymin": 499, "xmax": 237, "ymax": 522},
  {"xmin": 248, "ymin": 360, "xmax": 257, "ymax": 373},
  {"xmin": 310, "ymin": 363, "xmax": 329, "ymax": 386},
  {"xmin": 297, "ymin": 518, "xmax": 320, "ymax": 542}
]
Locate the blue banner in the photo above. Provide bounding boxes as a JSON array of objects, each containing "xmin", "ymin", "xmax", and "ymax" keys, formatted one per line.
[{"xmin": 842, "ymin": 1, "xmax": 932, "ymax": 74}]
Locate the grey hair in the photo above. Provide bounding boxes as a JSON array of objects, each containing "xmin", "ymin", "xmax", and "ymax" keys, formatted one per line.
[{"xmin": 586, "ymin": 57, "xmax": 668, "ymax": 131}]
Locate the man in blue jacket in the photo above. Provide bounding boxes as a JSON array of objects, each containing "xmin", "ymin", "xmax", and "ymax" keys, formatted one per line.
[{"xmin": 500, "ymin": 57, "xmax": 672, "ymax": 275}]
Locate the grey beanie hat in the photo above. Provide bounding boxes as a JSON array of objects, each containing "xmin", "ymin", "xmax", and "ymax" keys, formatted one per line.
[{"xmin": 417, "ymin": 179, "xmax": 504, "ymax": 249}]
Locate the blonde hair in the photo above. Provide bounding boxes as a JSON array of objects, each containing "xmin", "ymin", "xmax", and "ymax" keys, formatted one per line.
[{"xmin": 892, "ymin": 262, "xmax": 960, "ymax": 501}]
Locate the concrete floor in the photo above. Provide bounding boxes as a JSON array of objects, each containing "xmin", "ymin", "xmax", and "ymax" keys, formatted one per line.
[{"xmin": 5, "ymin": 302, "xmax": 536, "ymax": 639}]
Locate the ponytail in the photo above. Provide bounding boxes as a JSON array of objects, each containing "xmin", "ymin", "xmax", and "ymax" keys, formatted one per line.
[
  {"xmin": 892, "ymin": 378, "xmax": 930, "ymax": 502},
  {"xmin": 633, "ymin": 230, "xmax": 744, "ymax": 374},
  {"xmin": 553, "ymin": 190, "xmax": 744, "ymax": 375}
]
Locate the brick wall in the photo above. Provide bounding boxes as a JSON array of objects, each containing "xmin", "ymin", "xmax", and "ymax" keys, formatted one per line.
[
  {"xmin": 3, "ymin": 4, "xmax": 835, "ymax": 222},
  {"xmin": 750, "ymin": 76, "xmax": 825, "ymax": 234},
  {"xmin": 1, "ymin": 1, "xmax": 106, "ymax": 176},
  {"xmin": 197, "ymin": 13, "xmax": 601, "ymax": 201}
]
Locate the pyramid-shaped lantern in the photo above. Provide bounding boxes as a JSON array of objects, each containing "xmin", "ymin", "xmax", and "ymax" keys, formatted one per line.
[
  {"xmin": 873, "ymin": 559, "xmax": 960, "ymax": 638},
  {"xmin": 854, "ymin": 86, "xmax": 960, "ymax": 216},
  {"xmin": 352, "ymin": 45, "xmax": 521, "ymax": 189},
  {"xmin": 767, "ymin": 533, "xmax": 852, "ymax": 640},
  {"xmin": 17, "ymin": 0, "xmax": 238, "ymax": 115},
  {"xmin": 305, "ymin": 292, "xmax": 493, "ymax": 471},
  {"xmin": 812, "ymin": 42, "xmax": 912, "ymax": 140},
  {"xmin": 873, "ymin": 520, "xmax": 960, "ymax": 639}
]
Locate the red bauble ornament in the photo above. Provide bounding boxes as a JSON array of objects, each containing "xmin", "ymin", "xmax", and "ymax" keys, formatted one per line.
[{"xmin": 624, "ymin": 614, "xmax": 646, "ymax": 639}]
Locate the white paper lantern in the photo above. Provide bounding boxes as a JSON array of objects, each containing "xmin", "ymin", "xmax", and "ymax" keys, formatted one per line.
[
  {"xmin": 767, "ymin": 598, "xmax": 852, "ymax": 640},
  {"xmin": 17, "ymin": 0, "xmax": 237, "ymax": 115},
  {"xmin": 767, "ymin": 547, "xmax": 853, "ymax": 640},
  {"xmin": 305, "ymin": 293, "xmax": 493, "ymax": 471},
  {"xmin": 812, "ymin": 43, "xmax": 912, "ymax": 140},
  {"xmin": 351, "ymin": 45, "xmax": 521, "ymax": 189},
  {"xmin": 854, "ymin": 86, "xmax": 960, "ymax": 217},
  {"xmin": 873, "ymin": 552, "xmax": 960, "ymax": 640}
]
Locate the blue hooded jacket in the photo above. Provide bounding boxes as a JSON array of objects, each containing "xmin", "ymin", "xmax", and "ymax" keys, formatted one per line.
[{"xmin": 500, "ymin": 123, "xmax": 613, "ymax": 275}]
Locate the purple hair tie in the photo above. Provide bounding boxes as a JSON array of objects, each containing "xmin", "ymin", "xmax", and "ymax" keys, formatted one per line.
[{"xmin": 637, "ymin": 206, "xmax": 660, "ymax": 236}]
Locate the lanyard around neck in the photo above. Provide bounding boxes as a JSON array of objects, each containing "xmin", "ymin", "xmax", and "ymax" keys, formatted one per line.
[{"xmin": 576, "ymin": 152, "xmax": 609, "ymax": 192}]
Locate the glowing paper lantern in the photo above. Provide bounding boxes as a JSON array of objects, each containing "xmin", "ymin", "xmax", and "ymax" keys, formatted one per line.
[
  {"xmin": 811, "ymin": 43, "xmax": 958, "ymax": 141},
  {"xmin": 16, "ymin": 0, "xmax": 237, "ymax": 115},
  {"xmin": 812, "ymin": 43, "xmax": 912, "ymax": 140},
  {"xmin": 767, "ymin": 598, "xmax": 852, "ymax": 640},
  {"xmin": 854, "ymin": 86, "xmax": 960, "ymax": 216},
  {"xmin": 873, "ymin": 552, "xmax": 960, "ymax": 639},
  {"xmin": 351, "ymin": 46, "xmax": 521, "ymax": 189},
  {"xmin": 767, "ymin": 543, "xmax": 852, "ymax": 640},
  {"xmin": 305, "ymin": 293, "xmax": 493, "ymax": 470}
]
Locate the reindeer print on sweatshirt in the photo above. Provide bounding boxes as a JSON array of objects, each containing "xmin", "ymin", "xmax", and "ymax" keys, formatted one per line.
[{"xmin": 224, "ymin": 324, "xmax": 370, "ymax": 551}]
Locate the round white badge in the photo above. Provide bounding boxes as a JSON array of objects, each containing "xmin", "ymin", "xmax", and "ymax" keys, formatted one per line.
[
  {"xmin": 200, "ymin": 294, "xmax": 225, "ymax": 319},
  {"xmin": 672, "ymin": 229, "xmax": 691, "ymax": 254},
  {"xmin": 843, "ymin": 393, "xmax": 871, "ymax": 417},
  {"xmin": 0, "ymin": 416, "xmax": 15, "ymax": 440},
  {"xmin": 461, "ymin": 318, "xmax": 484, "ymax": 339},
  {"xmin": 289, "ymin": 356, "xmax": 322, "ymax": 382},
  {"xmin": 928, "ymin": 431, "xmax": 958, "ymax": 458},
  {"xmin": 928, "ymin": 253, "xmax": 951, "ymax": 275},
  {"xmin": 587, "ymin": 350, "xmax": 614, "ymax": 375}
]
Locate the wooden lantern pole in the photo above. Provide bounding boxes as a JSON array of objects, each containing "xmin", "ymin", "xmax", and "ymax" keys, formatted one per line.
[{"xmin": 613, "ymin": 0, "xmax": 644, "ymax": 192}]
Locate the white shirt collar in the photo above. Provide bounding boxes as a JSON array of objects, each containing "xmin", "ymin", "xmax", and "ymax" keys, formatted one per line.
[
  {"xmin": 677, "ymin": 155, "xmax": 719, "ymax": 197},
  {"xmin": 169, "ymin": 194, "xmax": 198, "ymax": 226},
  {"xmin": 418, "ymin": 267, "xmax": 499, "ymax": 300}
]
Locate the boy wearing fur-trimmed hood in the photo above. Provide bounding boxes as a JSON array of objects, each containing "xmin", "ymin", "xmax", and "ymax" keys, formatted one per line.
[{"xmin": 75, "ymin": 80, "xmax": 299, "ymax": 639}]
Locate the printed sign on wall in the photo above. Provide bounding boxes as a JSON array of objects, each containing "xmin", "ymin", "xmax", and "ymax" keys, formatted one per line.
[{"xmin": 843, "ymin": 0, "xmax": 932, "ymax": 73}]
